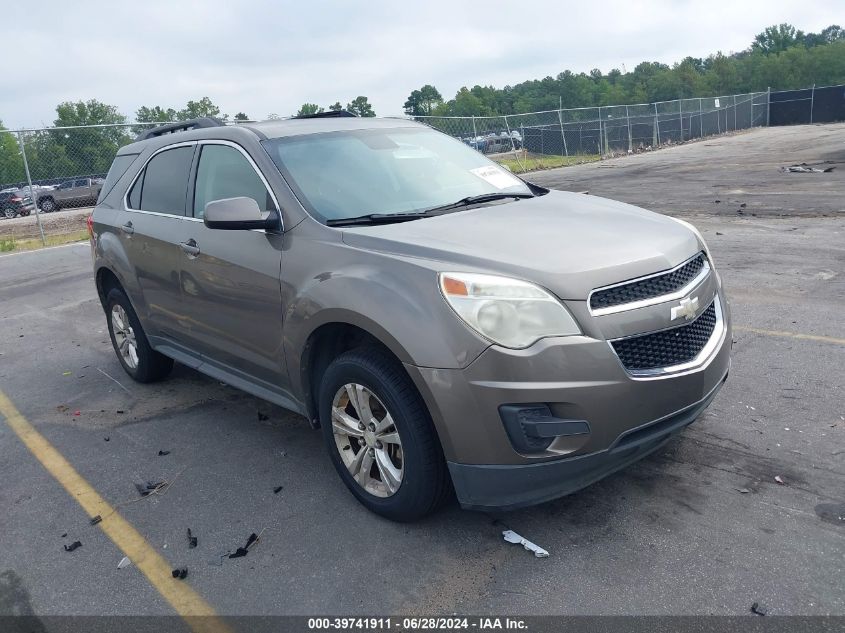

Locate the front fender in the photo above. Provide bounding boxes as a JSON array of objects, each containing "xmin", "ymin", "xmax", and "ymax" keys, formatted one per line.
[{"xmin": 282, "ymin": 260, "xmax": 490, "ymax": 399}]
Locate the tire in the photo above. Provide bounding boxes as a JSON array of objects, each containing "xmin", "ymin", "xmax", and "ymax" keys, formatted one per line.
[
  {"xmin": 40, "ymin": 198, "xmax": 55, "ymax": 212},
  {"xmin": 2, "ymin": 207, "xmax": 15, "ymax": 219},
  {"xmin": 318, "ymin": 347, "xmax": 450, "ymax": 521},
  {"xmin": 105, "ymin": 287, "xmax": 173, "ymax": 383}
]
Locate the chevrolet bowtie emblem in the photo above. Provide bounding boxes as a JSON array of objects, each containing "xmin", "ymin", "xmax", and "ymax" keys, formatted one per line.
[{"xmin": 671, "ymin": 296, "xmax": 699, "ymax": 321}]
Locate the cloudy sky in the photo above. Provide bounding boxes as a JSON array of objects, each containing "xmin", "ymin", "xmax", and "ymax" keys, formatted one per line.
[{"xmin": 2, "ymin": 1, "xmax": 840, "ymax": 128}]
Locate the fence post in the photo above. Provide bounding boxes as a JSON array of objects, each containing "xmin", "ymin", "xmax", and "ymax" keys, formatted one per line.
[
  {"xmin": 766, "ymin": 87, "xmax": 771, "ymax": 126},
  {"xmin": 699, "ymin": 98, "xmax": 703, "ymax": 138},
  {"xmin": 16, "ymin": 131, "xmax": 46, "ymax": 247},
  {"xmin": 733, "ymin": 95, "xmax": 737, "ymax": 131},
  {"xmin": 502, "ymin": 115, "xmax": 525, "ymax": 172},
  {"xmin": 556, "ymin": 109, "xmax": 568, "ymax": 157},
  {"xmin": 810, "ymin": 84, "xmax": 815, "ymax": 124},
  {"xmin": 625, "ymin": 105, "xmax": 632, "ymax": 152},
  {"xmin": 597, "ymin": 106, "xmax": 602, "ymax": 156},
  {"xmin": 678, "ymin": 99, "xmax": 683, "ymax": 142},
  {"xmin": 654, "ymin": 103, "xmax": 660, "ymax": 146},
  {"xmin": 471, "ymin": 115, "xmax": 478, "ymax": 145}
]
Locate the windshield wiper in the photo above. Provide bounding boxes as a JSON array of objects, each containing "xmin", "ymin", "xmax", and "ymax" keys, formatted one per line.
[
  {"xmin": 326, "ymin": 192, "xmax": 535, "ymax": 227},
  {"xmin": 326, "ymin": 211, "xmax": 436, "ymax": 227}
]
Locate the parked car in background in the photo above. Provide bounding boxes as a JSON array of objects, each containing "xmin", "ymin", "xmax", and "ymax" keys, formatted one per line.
[
  {"xmin": 0, "ymin": 189, "xmax": 35, "ymax": 219},
  {"xmin": 37, "ymin": 178, "xmax": 103, "ymax": 212}
]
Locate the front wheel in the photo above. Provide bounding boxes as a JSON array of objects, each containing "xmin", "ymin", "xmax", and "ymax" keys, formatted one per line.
[
  {"xmin": 319, "ymin": 348, "xmax": 450, "ymax": 521},
  {"xmin": 105, "ymin": 288, "xmax": 173, "ymax": 383},
  {"xmin": 3, "ymin": 207, "xmax": 15, "ymax": 219},
  {"xmin": 39, "ymin": 198, "xmax": 56, "ymax": 212}
]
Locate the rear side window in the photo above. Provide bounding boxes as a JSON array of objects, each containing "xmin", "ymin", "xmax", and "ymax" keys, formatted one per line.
[
  {"xmin": 128, "ymin": 146, "xmax": 193, "ymax": 215},
  {"xmin": 98, "ymin": 154, "xmax": 138, "ymax": 203},
  {"xmin": 193, "ymin": 144, "xmax": 274, "ymax": 218}
]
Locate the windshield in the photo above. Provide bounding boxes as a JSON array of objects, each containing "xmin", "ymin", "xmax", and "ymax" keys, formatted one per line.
[{"xmin": 262, "ymin": 127, "xmax": 532, "ymax": 222}]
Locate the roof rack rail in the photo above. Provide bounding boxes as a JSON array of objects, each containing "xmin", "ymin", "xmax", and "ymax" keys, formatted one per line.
[
  {"xmin": 293, "ymin": 110, "xmax": 358, "ymax": 119},
  {"xmin": 135, "ymin": 117, "xmax": 226, "ymax": 141}
]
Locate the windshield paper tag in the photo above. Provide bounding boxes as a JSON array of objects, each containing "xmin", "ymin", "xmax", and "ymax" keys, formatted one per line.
[{"xmin": 470, "ymin": 166, "xmax": 522, "ymax": 190}]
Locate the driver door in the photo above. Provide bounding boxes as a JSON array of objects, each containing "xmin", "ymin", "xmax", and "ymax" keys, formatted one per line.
[{"xmin": 176, "ymin": 141, "xmax": 288, "ymax": 391}]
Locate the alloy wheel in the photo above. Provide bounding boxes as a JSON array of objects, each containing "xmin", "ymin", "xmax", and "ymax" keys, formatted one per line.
[
  {"xmin": 331, "ymin": 383, "xmax": 403, "ymax": 497},
  {"xmin": 111, "ymin": 304, "xmax": 139, "ymax": 369}
]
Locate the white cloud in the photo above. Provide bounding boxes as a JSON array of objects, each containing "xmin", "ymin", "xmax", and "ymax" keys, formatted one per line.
[{"xmin": 1, "ymin": 0, "xmax": 840, "ymax": 128}]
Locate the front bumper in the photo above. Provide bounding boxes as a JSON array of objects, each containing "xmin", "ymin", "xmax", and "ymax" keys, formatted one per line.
[
  {"xmin": 404, "ymin": 292, "xmax": 731, "ymax": 510},
  {"xmin": 448, "ymin": 370, "xmax": 727, "ymax": 510}
]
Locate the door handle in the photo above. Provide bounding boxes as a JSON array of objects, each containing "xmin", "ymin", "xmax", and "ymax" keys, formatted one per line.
[
  {"xmin": 120, "ymin": 221, "xmax": 134, "ymax": 235},
  {"xmin": 180, "ymin": 239, "xmax": 200, "ymax": 257}
]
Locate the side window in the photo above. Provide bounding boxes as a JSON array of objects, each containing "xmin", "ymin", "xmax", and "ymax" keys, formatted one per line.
[
  {"xmin": 193, "ymin": 144, "xmax": 274, "ymax": 219},
  {"xmin": 74, "ymin": 179, "xmax": 89, "ymax": 188},
  {"xmin": 127, "ymin": 146, "xmax": 193, "ymax": 215}
]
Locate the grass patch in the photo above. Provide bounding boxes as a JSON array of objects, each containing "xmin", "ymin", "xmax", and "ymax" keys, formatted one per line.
[
  {"xmin": 2, "ymin": 230, "xmax": 89, "ymax": 253},
  {"xmin": 495, "ymin": 153, "xmax": 600, "ymax": 174}
]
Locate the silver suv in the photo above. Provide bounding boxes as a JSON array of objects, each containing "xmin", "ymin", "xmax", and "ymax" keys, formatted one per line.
[{"xmin": 90, "ymin": 114, "xmax": 731, "ymax": 521}]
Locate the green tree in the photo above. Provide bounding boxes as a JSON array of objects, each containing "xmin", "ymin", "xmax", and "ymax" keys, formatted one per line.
[
  {"xmin": 346, "ymin": 96, "xmax": 375, "ymax": 117},
  {"xmin": 403, "ymin": 85, "xmax": 444, "ymax": 116},
  {"xmin": 296, "ymin": 103, "xmax": 324, "ymax": 117},
  {"xmin": 0, "ymin": 120, "xmax": 25, "ymax": 186},
  {"xmin": 46, "ymin": 99, "xmax": 131, "ymax": 178},
  {"xmin": 178, "ymin": 97, "xmax": 223, "ymax": 120},
  {"xmin": 233, "ymin": 112, "xmax": 250, "ymax": 121},
  {"xmin": 328, "ymin": 102, "xmax": 343, "ymax": 112},
  {"xmin": 752, "ymin": 23, "xmax": 805, "ymax": 55}
]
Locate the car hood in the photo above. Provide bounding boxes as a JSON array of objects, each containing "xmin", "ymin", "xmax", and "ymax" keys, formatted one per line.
[{"xmin": 340, "ymin": 191, "xmax": 701, "ymax": 301}]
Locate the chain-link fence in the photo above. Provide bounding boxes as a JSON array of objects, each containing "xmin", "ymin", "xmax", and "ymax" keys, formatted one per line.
[
  {"xmin": 414, "ymin": 91, "xmax": 770, "ymax": 166},
  {"xmin": 0, "ymin": 122, "xmax": 164, "ymax": 249}
]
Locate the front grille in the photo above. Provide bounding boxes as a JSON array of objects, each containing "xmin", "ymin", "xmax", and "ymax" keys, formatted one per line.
[
  {"xmin": 590, "ymin": 253, "xmax": 707, "ymax": 311},
  {"xmin": 611, "ymin": 300, "xmax": 717, "ymax": 371}
]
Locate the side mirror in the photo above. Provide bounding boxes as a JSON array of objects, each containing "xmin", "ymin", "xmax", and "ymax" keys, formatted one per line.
[{"xmin": 203, "ymin": 197, "xmax": 281, "ymax": 231}]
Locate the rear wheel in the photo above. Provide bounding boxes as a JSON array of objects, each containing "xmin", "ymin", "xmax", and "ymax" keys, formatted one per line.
[
  {"xmin": 319, "ymin": 347, "xmax": 450, "ymax": 521},
  {"xmin": 3, "ymin": 207, "xmax": 15, "ymax": 219},
  {"xmin": 40, "ymin": 198, "xmax": 55, "ymax": 212},
  {"xmin": 105, "ymin": 288, "xmax": 173, "ymax": 383}
]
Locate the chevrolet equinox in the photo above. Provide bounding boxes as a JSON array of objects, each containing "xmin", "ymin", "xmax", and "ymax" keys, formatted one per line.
[{"xmin": 90, "ymin": 114, "xmax": 731, "ymax": 521}]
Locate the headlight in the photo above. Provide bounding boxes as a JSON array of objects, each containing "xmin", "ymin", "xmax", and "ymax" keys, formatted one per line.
[{"xmin": 439, "ymin": 272, "xmax": 581, "ymax": 349}]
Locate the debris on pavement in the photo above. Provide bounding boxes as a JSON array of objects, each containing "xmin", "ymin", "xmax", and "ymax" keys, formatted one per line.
[
  {"xmin": 64, "ymin": 541, "xmax": 82, "ymax": 552},
  {"xmin": 735, "ymin": 488, "xmax": 751, "ymax": 494},
  {"xmin": 171, "ymin": 567, "xmax": 188, "ymax": 580},
  {"xmin": 187, "ymin": 528, "xmax": 198, "ymax": 549},
  {"xmin": 229, "ymin": 532, "xmax": 261, "ymax": 558},
  {"xmin": 273, "ymin": 486, "xmax": 283, "ymax": 494},
  {"xmin": 89, "ymin": 515, "xmax": 102, "ymax": 526},
  {"xmin": 104, "ymin": 437, "xmax": 110, "ymax": 442},
  {"xmin": 502, "ymin": 530, "xmax": 549, "ymax": 558},
  {"xmin": 135, "ymin": 481, "xmax": 167, "ymax": 497},
  {"xmin": 61, "ymin": 533, "xmax": 67, "ymax": 538},
  {"xmin": 57, "ymin": 405, "xmax": 69, "ymax": 413},
  {"xmin": 781, "ymin": 164, "xmax": 835, "ymax": 173},
  {"xmin": 750, "ymin": 602, "xmax": 768, "ymax": 616},
  {"xmin": 208, "ymin": 553, "xmax": 229, "ymax": 566},
  {"xmin": 158, "ymin": 450, "xmax": 170, "ymax": 456},
  {"xmin": 775, "ymin": 475, "xmax": 786, "ymax": 485},
  {"xmin": 117, "ymin": 556, "xmax": 131, "ymax": 569}
]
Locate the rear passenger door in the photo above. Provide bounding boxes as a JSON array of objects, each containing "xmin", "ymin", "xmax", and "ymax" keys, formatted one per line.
[
  {"xmin": 122, "ymin": 144, "xmax": 195, "ymax": 344},
  {"xmin": 176, "ymin": 141, "xmax": 287, "ymax": 389}
]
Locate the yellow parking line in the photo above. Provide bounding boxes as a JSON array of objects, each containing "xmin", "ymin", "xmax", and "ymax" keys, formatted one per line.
[
  {"xmin": 0, "ymin": 390, "xmax": 231, "ymax": 633},
  {"xmin": 734, "ymin": 326, "xmax": 845, "ymax": 346}
]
